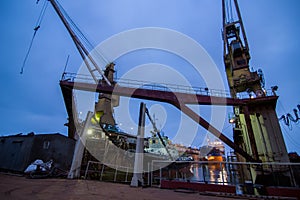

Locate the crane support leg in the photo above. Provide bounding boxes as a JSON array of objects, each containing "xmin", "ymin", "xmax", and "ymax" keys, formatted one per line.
[
  {"xmin": 178, "ymin": 104, "xmax": 258, "ymax": 162},
  {"xmin": 242, "ymin": 106, "xmax": 259, "ymax": 161},
  {"xmin": 130, "ymin": 102, "xmax": 146, "ymax": 187}
]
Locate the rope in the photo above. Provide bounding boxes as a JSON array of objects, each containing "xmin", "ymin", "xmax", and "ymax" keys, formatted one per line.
[{"xmin": 20, "ymin": 0, "xmax": 49, "ymax": 74}]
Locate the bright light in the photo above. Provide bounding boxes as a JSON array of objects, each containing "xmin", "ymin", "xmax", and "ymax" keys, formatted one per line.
[
  {"xmin": 229, "ymin": 118, "xmax": 235, "ymax": 124},
  {"xmin": 87, "ymin": 129, "xmax": 93, "ymax": 135}
]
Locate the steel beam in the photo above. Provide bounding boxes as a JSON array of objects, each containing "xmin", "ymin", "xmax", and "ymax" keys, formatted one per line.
[
  {"xmin": 60, "ymin": 80, "xmax": 258, "ymax": 162},
  {"xmin": 178, "ymin": 104, "xmax": 258, "ymax": 162},
  {"xmin": 60, "ymin": 81, "xmax": 245, "ymax": 106}
]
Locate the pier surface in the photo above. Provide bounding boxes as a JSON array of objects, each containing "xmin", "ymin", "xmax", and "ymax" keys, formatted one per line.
[{"xmin": 0, "ymin": 173, "xmax": 241, "ymax": 200}]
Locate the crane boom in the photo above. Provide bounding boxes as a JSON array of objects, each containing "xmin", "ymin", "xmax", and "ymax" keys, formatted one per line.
[
  {"xmin": 49, "ymin": 0, "xmax": 119, "ymax": 127},
  {"xmin": 222, "ymin": 0, "xmax": 263, "ymax": 97},
  {"xmin": 49, "ymin": 0, "xmax": 111, "ymax": 85}
]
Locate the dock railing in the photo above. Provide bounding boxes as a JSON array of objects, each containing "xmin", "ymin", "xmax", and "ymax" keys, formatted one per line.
[
  {"xmin": 84, "ymin": 161, "xmax": 134, "ymax": 183},
  {"xmin": 150, "ymin": 160, "xmax": 300, "ymax": 188}
]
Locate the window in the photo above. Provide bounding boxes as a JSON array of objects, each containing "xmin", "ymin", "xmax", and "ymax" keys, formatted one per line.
[{"xmin": 43, "ymin": 141, "xmax": 50, "ymax": 149}]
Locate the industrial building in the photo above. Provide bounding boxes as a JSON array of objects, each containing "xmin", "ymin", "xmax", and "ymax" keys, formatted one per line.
[{"xmin": 0, "ymin": 133, "xmax": 75, "ymax": 172}]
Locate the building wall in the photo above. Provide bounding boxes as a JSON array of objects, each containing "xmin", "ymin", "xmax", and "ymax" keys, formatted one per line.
[
  {"xmin": 0, "ymin": 135, "xmax": 34, "ymax": 172},
  {"xmin": 29, "ymin": 134, "xmax": 75, "ymax": 170},
  {"xmin": 0, "ymin": 133, "xmax": 75, "ymax": 172}
]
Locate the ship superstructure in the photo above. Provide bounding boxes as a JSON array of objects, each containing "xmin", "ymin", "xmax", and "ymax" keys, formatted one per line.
[{"xmin": 199, "ymin": 137, "xmax": 225, "ymax": 162}]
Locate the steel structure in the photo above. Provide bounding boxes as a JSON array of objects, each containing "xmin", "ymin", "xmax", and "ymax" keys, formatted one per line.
[
  {"xmin": 47, "ymin": 0, "xmax": 291, "ymax": 179},
  {"xmin": 222, "ymin": 0, "xmax": 291, "ymax": 187},
  {"xmin": 222, "ymin": 0, "xmax": 264, "ymax": 98},
  {"xmin": 60, "ymin": 79, "xmax": 274, "ymax": 162}
]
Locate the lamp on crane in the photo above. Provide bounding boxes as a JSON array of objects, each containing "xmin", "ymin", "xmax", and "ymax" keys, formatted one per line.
[
  {"xmin": 271, "ymin": 86, "xmax": 278, "ymax": 96},
  {"xmin": 246, "ymin": 88, "xmax": 254, "ymax": 99}
]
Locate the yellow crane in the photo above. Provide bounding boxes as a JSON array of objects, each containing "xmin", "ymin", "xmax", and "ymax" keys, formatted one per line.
[{"xmin": 222, "ymin": 0, "xmax": 291, "ymax": 187}]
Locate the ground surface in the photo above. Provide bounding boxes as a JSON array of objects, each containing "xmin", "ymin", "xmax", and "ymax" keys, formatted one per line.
[{"xmin": 0, "ymin": 173, "xmax": 244, "ymax": 200}]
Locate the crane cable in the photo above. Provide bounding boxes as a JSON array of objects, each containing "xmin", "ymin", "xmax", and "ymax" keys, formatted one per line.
[
  {"xmin": 279, "ymin": 104, "xmax": 300, "ymax": 128},
  {"xmin": 20, "ymin": 0, "xmax": 49, "ymax": 74}
]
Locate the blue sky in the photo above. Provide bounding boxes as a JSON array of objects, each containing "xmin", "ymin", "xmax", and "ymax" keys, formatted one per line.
[{"xmin": 1, "ymin": 0, "xmax": 300, "ymax": 153}]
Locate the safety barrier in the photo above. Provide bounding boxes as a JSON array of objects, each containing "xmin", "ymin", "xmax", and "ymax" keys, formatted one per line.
[
  {"xmin": 150, "ymin": 160, "xmax": 300, "ymax": 188},
  {"xmin": 61, "ymin": 72, "xmax": 276, "ymax": 99}
]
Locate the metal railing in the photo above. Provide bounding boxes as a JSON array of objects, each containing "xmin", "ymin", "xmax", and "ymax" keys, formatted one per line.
[
  {"xmin": 150, "ymin": 160, "xmax": 300, "ymax": 188},
  {"xmin": 82, "ymin": 159, "xmax": 300, "ymax": 192},
  {"xmin": 61, "ymin": 72, "xmax": 231, "ymax": 98},
  {"xmin": 84, "ymin": 161, "xmax": 133, "ymax": 183},
  {"xmin": 61, "ymin": 72, "xmax": 275, "ymax": 99}
]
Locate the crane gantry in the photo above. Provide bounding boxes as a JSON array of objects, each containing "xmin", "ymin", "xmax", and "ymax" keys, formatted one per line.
[{"xmin": 43, "ymin": 0, "xmax": 291, "ymax": 186}]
